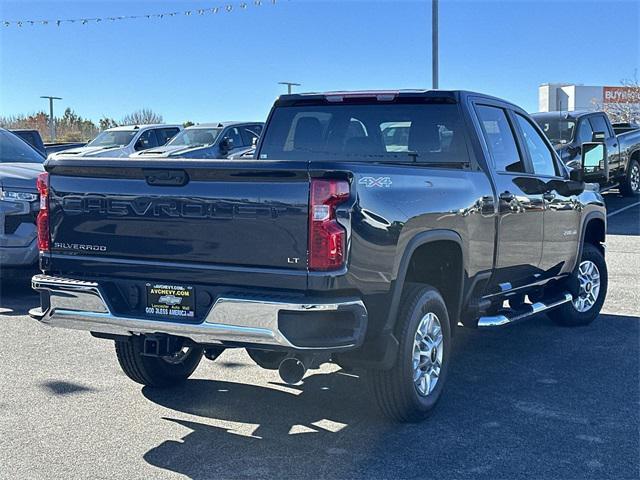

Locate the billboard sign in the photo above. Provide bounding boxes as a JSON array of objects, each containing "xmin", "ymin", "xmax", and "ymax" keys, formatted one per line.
[{"xmin": 603, "ymin": 86, "xmax": 640, "ymax": 104}]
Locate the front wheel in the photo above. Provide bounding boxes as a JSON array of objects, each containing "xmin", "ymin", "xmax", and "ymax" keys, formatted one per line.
[
  {"xmin": 367, "ymin": 284, "xmax": 451, "ymax": 422},
  {"xmin": 115, "ymin": 336, "xmax": 203, "ymax": 387},
  {"xmin": 620, "ymin": 158, "xmax": 640, "ymax": 196},
  {"xmin": 548, "ymin": 243, "xmax": 608, "ymax": 327}
]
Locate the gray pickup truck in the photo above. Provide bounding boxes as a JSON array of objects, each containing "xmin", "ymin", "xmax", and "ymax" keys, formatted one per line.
[
  {"xmin": 0, "ymin": 129, "xmax": 44, "ymax": 278},
  {"xmin": 532, "ymin": 111, "xmax": 640, "ymax": 195}
]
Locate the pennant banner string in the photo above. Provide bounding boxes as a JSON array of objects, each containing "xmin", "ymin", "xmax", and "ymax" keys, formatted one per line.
[{"xmin": 2, "ymin": 0, "xmax": 276, "ymax": 28}]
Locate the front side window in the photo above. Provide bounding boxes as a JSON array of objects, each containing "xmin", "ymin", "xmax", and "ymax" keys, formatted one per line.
[
  {"xmin": 476, "ymin": 105, "xmax": 524, "ymax": 173},
  {"xmin": 576, "ymin": 119, "xmax": 593, "ymax": 145},
  {"xmin": 589, "ymin": 115, "xmax": 610, "ymax": 138},
  {"xmin": 88, "ymin": 130, "xmax": 137, "ymax": 148},
  {"xmin": 223, "ymin": 127, "xmax": 243, "ymax": 147},
  {"xmin": 156, "ymin": 128, "xmax": 180, "ymax": 145},
  {"xmin": 135, "ymin": 130, "xmax": 158, "ymax": 150},
  {"xmin": 515, "ymin": 113, "xmax": 558, "ymax": 177},
  {"xmin": 240, "ymin": 125, "xmax": 262, "ymax": 146},
  {"xmin": 258, "ymin": 103, "xmax": 468, "ymax": 163},
  {"xmin": 168, "ymin": 128, "xmax": 221, "ymax": 146}
]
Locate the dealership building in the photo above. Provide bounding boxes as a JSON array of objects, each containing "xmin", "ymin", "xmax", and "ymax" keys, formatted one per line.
[{"xmin": 538, "ymin": 83, "xmax": 640, "ymax": 113}]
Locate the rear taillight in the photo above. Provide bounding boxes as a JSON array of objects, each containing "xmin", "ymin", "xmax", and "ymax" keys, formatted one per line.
[
  {"xmin": 36, "ymin": 172, "xmax": 50, "ymax": 252},
  {"xmin": 309, "ymin": 179, "xmax": 350, "ymax": 271}
]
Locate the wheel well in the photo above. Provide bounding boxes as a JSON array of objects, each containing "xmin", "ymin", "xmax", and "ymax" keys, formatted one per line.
[
  {"xmin": 403, "ymin": 240, "xmax": 463, "ymax": 326},
  {"xmin": 583, "ymin": 218, "xmax": 605, "ymax": 254}
]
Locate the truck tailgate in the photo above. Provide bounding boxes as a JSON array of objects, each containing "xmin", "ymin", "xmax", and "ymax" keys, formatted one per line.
[{"xmin": 45, "ymin": 159, "xmax": 309, "ymax": 283}]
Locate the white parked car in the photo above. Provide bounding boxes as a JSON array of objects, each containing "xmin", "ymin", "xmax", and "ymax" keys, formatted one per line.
[{"xmin": 48, "ymin": 124, "xmax": 182, "ymax": 159}]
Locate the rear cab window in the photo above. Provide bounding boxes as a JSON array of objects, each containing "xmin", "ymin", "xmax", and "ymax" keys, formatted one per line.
[{"xmin": 257, "ymin": 100, "xmax": 470, "ymax": 164}]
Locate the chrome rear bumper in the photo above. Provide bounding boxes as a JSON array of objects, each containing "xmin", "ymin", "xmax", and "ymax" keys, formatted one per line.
[{"xmin": 30, "ymin": 274, "xmax": 367, "ymax": 351}]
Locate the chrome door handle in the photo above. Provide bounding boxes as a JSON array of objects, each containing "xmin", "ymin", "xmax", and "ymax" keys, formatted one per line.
[
  {"xmin": 499, "ymin": 191, "xmax": 516, "ymax": 202},
  {"xmin": 543, "ymin": 192, "xmax": 556, "ymax": 201}
]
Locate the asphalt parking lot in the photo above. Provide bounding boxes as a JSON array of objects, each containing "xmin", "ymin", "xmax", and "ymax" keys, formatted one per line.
[{"xmin": 0, "ymin": 193, "xmax": 638, "ymax": 480}]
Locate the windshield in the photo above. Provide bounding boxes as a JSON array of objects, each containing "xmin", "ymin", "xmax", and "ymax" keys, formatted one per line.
[
  {"xmin": 88, "ymin": 130, "xmax": 137, "ymax": 148},
  {"xmin": 168, "ymin": 128, "xmax": 222, "ymax": 146},
  {"xmin": 0, "ymin": 130, "xmax": 44, "ymax": 163},
  {"xmin": 533, "ymin": 117, "xmax": 576, "ymax": 145},
  {"xmin": 258, "ymin": 102, "xmax": 468, "ymax": 163}
]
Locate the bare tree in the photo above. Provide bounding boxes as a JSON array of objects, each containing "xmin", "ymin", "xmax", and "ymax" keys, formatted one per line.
[
  {"xmin": 99, "ymin": 117, "xmax": 119, "ymax": 130},
  {"xmin": 121, "ymin": 108, "xmax": 164, "ymax": 126},
  {"xmin": 592, "ymin": 71, "xmax": 640, "ymax": 123}
]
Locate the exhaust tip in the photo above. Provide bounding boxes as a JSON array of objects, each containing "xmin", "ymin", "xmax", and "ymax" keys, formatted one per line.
[{"xmin": 278, "ymin": 357, "xmax": 306, "ymax": 385}]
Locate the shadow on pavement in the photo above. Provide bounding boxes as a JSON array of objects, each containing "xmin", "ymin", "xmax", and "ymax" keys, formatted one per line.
[
  {"xmin": 142, "ymin": 313, "xmax": 639, "ymax": 479},
  {"xmin": 0, "ymin": 278, "xmax": 37, "ymax": 317}
]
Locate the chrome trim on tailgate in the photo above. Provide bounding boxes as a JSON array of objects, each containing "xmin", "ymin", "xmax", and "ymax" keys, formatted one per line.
[{"xmin": 30, "ymin": 274, "xmax": 367, "ymax": 350}]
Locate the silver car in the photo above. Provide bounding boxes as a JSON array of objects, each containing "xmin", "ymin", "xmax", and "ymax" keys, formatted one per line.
[{"xmin": 0, "ymin": 129, "xmax": 45, "ymax": 278}]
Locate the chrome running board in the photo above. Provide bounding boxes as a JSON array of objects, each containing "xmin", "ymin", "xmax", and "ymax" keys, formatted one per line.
[{"xmin": 477, "ymin": 293, "xmax": 573, "ymax": 328}]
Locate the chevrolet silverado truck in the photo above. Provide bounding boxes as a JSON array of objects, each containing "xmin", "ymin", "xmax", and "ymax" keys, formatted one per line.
[
  {"xmin": 30, "ymin": 90, "xmax": 608, "ymax": 422},
  {"xmin": 532, "ymin": 110, "xmax": 640, "ymax": 195}
]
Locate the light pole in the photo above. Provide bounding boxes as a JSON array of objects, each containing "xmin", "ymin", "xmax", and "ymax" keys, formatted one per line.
[
  {"xmin": 432, "ymin": 0, "xmax": 439, "ymax": 89},
  {"xmin": 40, "ymin": 95, "xmax": 62, "ymax": 142},
  {"xmin": 278, "ymin": 82, "xmax": 301, "ymax": 94}
]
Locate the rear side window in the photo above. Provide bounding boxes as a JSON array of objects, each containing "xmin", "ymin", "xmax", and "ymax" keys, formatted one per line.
[
  {"xmin": 476, "ymin": 105, "xmax": 524, "ymax": 173},
  {"xmin": 258, "ymin": 103, "xmax": 469, "ymax": 163},
  {"xmin": 156, "ymin": 128, "xmax": 180, "ymax": 145}
]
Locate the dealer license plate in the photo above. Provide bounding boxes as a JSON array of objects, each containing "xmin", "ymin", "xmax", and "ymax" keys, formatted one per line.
[{"xmin": 145, "ymin": 283, "xmax": 195, "ymax": 318}]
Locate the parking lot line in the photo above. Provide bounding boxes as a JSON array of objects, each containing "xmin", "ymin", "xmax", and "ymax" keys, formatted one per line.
[{"xmin": 607, "ymin": 201, "xmax": 640, "ymax": 218}]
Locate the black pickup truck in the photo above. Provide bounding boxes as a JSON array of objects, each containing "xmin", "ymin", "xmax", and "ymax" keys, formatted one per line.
[
  {"xmin": 532, "ymin": 111, "xmax": 640, "ymax": 195},
  {"xmin": 30, "ymin": 90, "xmax": 608, "ymax": 422}
]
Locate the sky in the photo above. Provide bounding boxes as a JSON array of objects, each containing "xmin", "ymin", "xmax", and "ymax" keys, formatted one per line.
[{"xmin": 0, "ymin": 0, "xmax": 638, "ymax": 125}]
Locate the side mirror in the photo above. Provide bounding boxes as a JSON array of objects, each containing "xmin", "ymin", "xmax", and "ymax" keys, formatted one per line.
[
  {"xmin": 219, "ymin": 137, "xmax": 233, "ymax": 155},
  {"xmin": 134, "ymin": 139, "xmax": 146, "ymax": 151},
  {"xmin": 581, "ymin": 142, "xmax": 609, "ymax": 181},
  {"xmin": 569, "ymin": 167, "xmax": 584, "ymax": 183},
  {"xmin": 592, "ymin": 131, "xmax": 606, "ymax": 142}
]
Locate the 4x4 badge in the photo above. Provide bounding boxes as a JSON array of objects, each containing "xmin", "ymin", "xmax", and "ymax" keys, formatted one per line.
[{"xmin": 358, "ymin": 176, "xmax": 392, "ymax": 188}]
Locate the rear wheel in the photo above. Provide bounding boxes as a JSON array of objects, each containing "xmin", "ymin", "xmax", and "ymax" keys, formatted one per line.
[
  {"xmin": 115, "ymin": 336, "xmax": 203, "ymax": 387},
  {"xmin": 367, "ymin": 284, "xmax": 451, "ymax": 422},
  {"xmin": 620, "ymin": 158, "xmax": 640, "ymax": 196},
  {"xmin": 548, "ymin": 243, "xmax": 607, "ymax": 327}
]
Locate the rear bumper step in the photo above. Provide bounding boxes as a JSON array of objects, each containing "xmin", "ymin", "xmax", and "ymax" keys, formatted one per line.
[
  {"xmin": 477, "ymin": 293, "xmax": 573, "ymax": 328},
  {"xmin": 30, "ymin": 274, "xmax": 367, "ymax": 351}
]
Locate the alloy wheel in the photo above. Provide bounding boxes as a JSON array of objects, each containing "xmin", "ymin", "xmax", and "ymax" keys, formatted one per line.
[
  {"xmin": 573, "ymin": 260, "xmax": 601, "ymax": 312},
  {"xmin": 412, "ymin": 312, "xmax": 444, "ymax": 396}
]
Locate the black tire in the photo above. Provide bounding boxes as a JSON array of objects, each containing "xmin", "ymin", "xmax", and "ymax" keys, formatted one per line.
[
  {"xmin": 548, "ymin": 243, "xmax": 607, "ymax": 327},
  {"xmin": 367, "ymin": 284, "xmax": 451, "ymax": 422},
  {"xmin": 620, "ymin": 157, "xmax": 640, "ymax": 197},
  {"xmin": 115, "ymin": 336, "xmax": 203, "ymax": 387}
]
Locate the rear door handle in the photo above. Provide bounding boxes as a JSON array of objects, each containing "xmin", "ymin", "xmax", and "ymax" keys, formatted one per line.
[
  {"xmin": 543, "ymin": 192, "xmax": 556, "ymax": 201},
  {"xmin": 499, "ymin": 191, "xmax": 516, "ymax": 202}
]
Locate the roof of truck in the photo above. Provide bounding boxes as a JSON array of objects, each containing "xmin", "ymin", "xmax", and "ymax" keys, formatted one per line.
[
  {"xmin": 275, "ymin": 89, "xmax": 523, "ymax": 110},
  {"xmin": 531, "ymin": 110, "xmax": 600, "ymax": 121},
  {"xmin": 185, "ymin": 121, "xmax": 263, "ymax": 129},
  {"xmin": 107, "ymin": 124, "xmax": 182, "ymax": 131}
]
